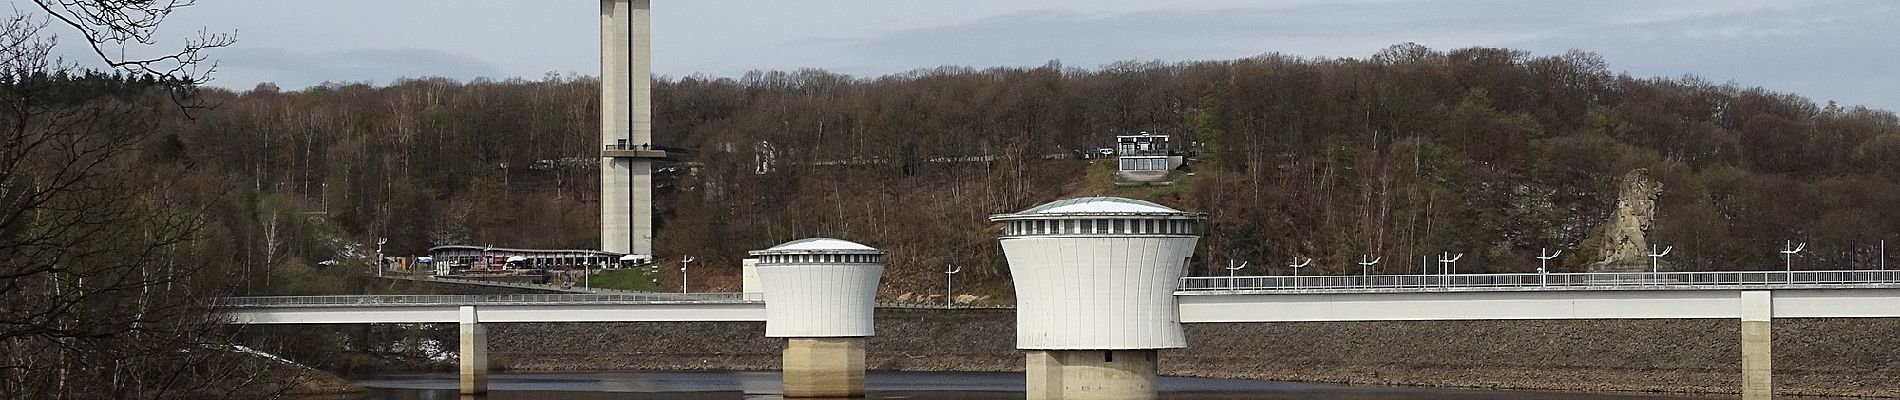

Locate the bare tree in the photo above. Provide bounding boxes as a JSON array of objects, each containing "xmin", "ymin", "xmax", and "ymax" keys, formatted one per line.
[
  {"xmin": 27, "ymin": 0, "xmax": 234, "ymax": 85},
  {"xmin": 0, "ymin": 11, "xmax": 304, "ymax": 400}
]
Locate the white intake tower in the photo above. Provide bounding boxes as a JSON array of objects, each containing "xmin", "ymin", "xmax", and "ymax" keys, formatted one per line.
[
  {"xmin": 751, "ymin": 238, "xmax": 886, "ymax": 398},
  {"xmin": 992, "ymin": 197, "xmax": 1205, "ymax": 400}
]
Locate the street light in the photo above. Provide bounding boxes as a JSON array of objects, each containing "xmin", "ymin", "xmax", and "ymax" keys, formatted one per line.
[
  {"xmin": 1225, "ymin": 259, "xmax": 1248, "ymax": 290},
  {"xmin": 1781, "ymin": 241, "xmax": 1806, "ymax": 284},
  {"xmin": 679, "ymin": 256, "xmax": 695, "ymax": 293},
  {"xmin": 1437, "ymin": 253, "xmax": 1463, "ymax": 288},
  {"xmin": 375, "ymin": 238, "xmax": 387, "ymax": 277},
  {"xmin": 944, "ymin": 265, "xmax": 962, "ymax": 308},
  {"xmin": 1537, "ymin": 248, "xmax": 1562, "ymax": 287},
  {"xmin": 1357, "ymin": 255, "xmax": 1380, "ymax": 288},
  {"xmin": 1288, "ymin": 257, "xmax": 1313, "ymax": 288},
  {"xmin": 1648, "ymin": 244, "xmax": 1673, "ymax": 286}
]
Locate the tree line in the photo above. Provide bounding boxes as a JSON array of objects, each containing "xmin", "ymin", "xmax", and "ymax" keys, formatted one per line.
[{"xmin": 137, "ymin": 44, "xmax": 1900, "ymax": 297}]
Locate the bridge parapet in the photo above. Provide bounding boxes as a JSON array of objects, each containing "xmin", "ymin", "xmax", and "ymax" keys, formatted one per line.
[
  {"xmin": 217, "ymin": 293, "xmax": 755, "ymax": 308},
  {"xmin": 1179, "ymin": 270, "xmax": 1900, "ymax": 294}
]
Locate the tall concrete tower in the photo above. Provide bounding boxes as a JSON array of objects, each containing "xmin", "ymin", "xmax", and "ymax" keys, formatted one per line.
[
  {"xmin": 599, "ymin": 0, "xmax": 664, "ymax": 255},
  {"xmin": 752, "ymin": 238, "xmax": 886, "ymax": 398},
  {"xmin": 991, "ymin": 197, "xmax": 1206, "ymax": 400}
]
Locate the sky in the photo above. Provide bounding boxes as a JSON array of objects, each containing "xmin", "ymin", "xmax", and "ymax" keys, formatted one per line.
[{"xmin": 16, "ymin": 0, "xmax": 1900, "ymax": 111}]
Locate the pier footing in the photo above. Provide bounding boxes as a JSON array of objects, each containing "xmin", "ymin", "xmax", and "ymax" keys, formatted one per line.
[
  {"xmin": 782, "ymin": 337, "xmax": 866, "ymax": 397},
  {"xmin": 1026, "ymin": 350, "xmax": 1159, "ymax": 400}
]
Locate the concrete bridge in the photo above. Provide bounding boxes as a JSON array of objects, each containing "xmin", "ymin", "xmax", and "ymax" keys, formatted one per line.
[
  {"xmin": 1176, "ymin": 269, "xmax": 1900, "ymax": 400},
  {"xmin": 220, "ymin": 293, "xmax": 763, "ymax": 394},
  {"xmin": 1175, "ymin": 270, "xmax": 1900, "ymax": 322},
  {"xmin": 220, "ymin": 269, "xmax": 1900, "ymax": 399}
]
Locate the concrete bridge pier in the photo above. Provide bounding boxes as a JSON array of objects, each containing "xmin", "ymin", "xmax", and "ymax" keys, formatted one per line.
[
  {"xmin": 782, "ymin": 337, "xmax": 867, "ymax": 397},
  {"xmin": 459, "ymin": 306, "xmax": 488, "ymax": 395},
  {"xmin": 1026, "ymin": 350, "xmax": 1159, "ymax": 400},
  {"xmin": 1742, "ymin": 291, "xmax": 1772, "ymax": 400}
]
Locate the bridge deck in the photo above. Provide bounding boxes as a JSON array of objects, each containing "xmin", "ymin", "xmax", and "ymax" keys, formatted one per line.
[
  {"xmin": 1179, "ymin": 270, "xmax": 1900, "ymax": 295},
  {"xmin": 220, "ymin": 294, "xmax": 764, "ymax": 324}
]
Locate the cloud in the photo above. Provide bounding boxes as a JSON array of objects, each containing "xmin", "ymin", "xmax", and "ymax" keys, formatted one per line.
[{"xmin": 207, "ymin": 47, "xmax": 506, "ymax": 90}]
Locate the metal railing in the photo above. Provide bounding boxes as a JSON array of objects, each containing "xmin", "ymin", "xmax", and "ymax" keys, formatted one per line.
[
  {"xmin": 1178, "ymin": 270, "xmax": 1900, "ymax": 294},
  {"xmin": 216, "ymin": 293, "xmax": 754, "ymax": 308},
  {"xmin": 874, "ymin": 301, "xmax": 1016, "ymax": 310}
]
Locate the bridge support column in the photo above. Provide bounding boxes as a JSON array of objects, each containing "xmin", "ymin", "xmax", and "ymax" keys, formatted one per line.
[
  {"xmin": 1742, "ymin": 291, "xmax": 1772, "ymax": 400},
  {"xmin": 459, "ymin": 306, "xmax": 488, "ymax": 395},
  {"xmin": 782, "ymin": 337, "xmax": 866, "ymax": 397},
  {"xmin": 1025, "ymin": 350, "xmax": 1159, "ymax": 400}
]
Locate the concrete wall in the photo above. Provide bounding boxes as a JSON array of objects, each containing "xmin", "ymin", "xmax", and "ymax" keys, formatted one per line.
[{"xmin": 485, "ymin": 309, "xmax": 1900, "ymax": 397}]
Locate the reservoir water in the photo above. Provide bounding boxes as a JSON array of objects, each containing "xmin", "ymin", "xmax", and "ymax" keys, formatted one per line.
[{"xmin": 352, "ymin": 371, "xmax": 1718, "ymax": 400}]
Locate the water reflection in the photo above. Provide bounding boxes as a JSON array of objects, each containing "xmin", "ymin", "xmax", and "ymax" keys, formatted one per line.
[{"xmin": 351, "ymin": 371, "xmax": 1717, "ymax": 400}]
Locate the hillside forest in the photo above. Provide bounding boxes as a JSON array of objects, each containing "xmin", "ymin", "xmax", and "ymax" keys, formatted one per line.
[{"xmin": 29, "ymin": 43, "xmax": 1900, "ymax": 297}]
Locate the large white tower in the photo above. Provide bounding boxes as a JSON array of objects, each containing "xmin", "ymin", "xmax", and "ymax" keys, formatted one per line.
[
  {"xmin": 992, "ymin": 197, "xmax": 1205, "ymax": 400},
  {"xmin": 752, "ymin": 238, "xmax": 886, "ymax": 398},
  {"xmin": 600, "ymin": 0, "xmax": 665, "ymax": 255}
]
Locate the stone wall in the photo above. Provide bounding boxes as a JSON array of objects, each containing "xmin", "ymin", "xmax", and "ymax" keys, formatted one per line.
[{"xmin": 485, "ymin": 309, "xmax": 1900, "ymax": 397}]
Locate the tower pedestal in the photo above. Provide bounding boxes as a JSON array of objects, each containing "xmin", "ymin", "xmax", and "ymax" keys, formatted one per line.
[
  {"xmin": 782, "ymin": 337, "xmax": 866, "ymax": 398},
  {"xmin": 1025, "ymin": 350, "xmax": 1158, "ymax": 400}
]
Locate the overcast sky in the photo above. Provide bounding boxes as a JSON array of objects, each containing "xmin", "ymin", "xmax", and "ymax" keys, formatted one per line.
[{"xmin": 18, "ymin": 0, "xmax": 1899, "ymax": 111}]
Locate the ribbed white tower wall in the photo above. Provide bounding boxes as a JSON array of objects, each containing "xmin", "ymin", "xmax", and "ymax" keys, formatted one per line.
[
  {"xmin": 752, "ymin": 238, "xmax": 886, "ymax": 398},
  {"xmin": 759, "ymin": 264, "xmax": 881, "ymax": 337},
  {"xmin": 1003, "ymin": 236, "xmax": 1195, "ymax": 349},
  {"xmin": 993, "ymin": 197, "xmax": 1205, "ymax": 400}
]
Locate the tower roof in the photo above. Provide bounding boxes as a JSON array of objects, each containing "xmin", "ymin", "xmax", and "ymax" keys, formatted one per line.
[
  {"xmin": 750, "ymin": 238, "xmax": 885, "ymax": 256},
  {"xmin": 993, "ymin": 197, "xmax": 1204, "ymax": 221}
]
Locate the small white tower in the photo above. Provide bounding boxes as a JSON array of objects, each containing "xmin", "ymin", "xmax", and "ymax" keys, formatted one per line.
[
  {"xmin": 752, "ymin": 238, "xmax": 886, "ymax": 398},
  {"xmin": 992, "ymin": 197, "xmax": 1205, "ymax": 400}
]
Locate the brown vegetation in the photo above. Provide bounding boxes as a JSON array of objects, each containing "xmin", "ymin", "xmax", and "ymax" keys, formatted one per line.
[{"xmin": 156, "ymin": 44, "xmax": 1900, "ymax": 296}]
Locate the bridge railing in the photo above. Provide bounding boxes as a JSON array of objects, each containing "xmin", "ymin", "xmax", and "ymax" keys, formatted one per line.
[
  {"xmin": 216, "ymin": 293, "xmax": 754, "ymax": 307},
  {"xmin": 1178, "ymin": 270, "xmax": 1900, "ymax": 293}
]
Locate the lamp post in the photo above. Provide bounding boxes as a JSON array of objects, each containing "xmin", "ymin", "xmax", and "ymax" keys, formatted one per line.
[
  {"xmin": 1648, "ymin": 244, "xmax": 1673, "ymax": 286},
  {"xmin": 1537, "ymin": 248, "xmax": 1561, "ymax": 287},
  {"xmin": 1781, "ymin": 241, "xmax": 1806, "ymax": 284},
  {"xmin": 679, "ymin": 256, "xmax": 695, "ymax": 293},
  {"xmin": 1437, "ymin": 253, "xmax": 1463, "ymax": 287},
  {"xmin": 1288, "ymin": 257, "xmax": 1313, "ymax": 289},
  {"xmin": 944, "ymin": 265, "xmax": 962, "ymax": 308},
  {"xmin": 375, "ymin": 238, "xmax": 386, "ymax": 277},
  {"xmin": 1358, "ymin": 255, "xmax": 1380, "ymax": 288},
  {"xmin": 1225, "ymin": 260, "xmax": 1248, "ymax": 290}
]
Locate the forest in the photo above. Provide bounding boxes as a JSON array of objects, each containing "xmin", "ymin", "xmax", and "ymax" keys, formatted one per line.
[
  {"xmin": 153, "ymin": 43, "xmax": 1900, "ymax": 296},
  {"xmin": 19, "ymin": 42, "xmax": 1900, "ymax": 299}
]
